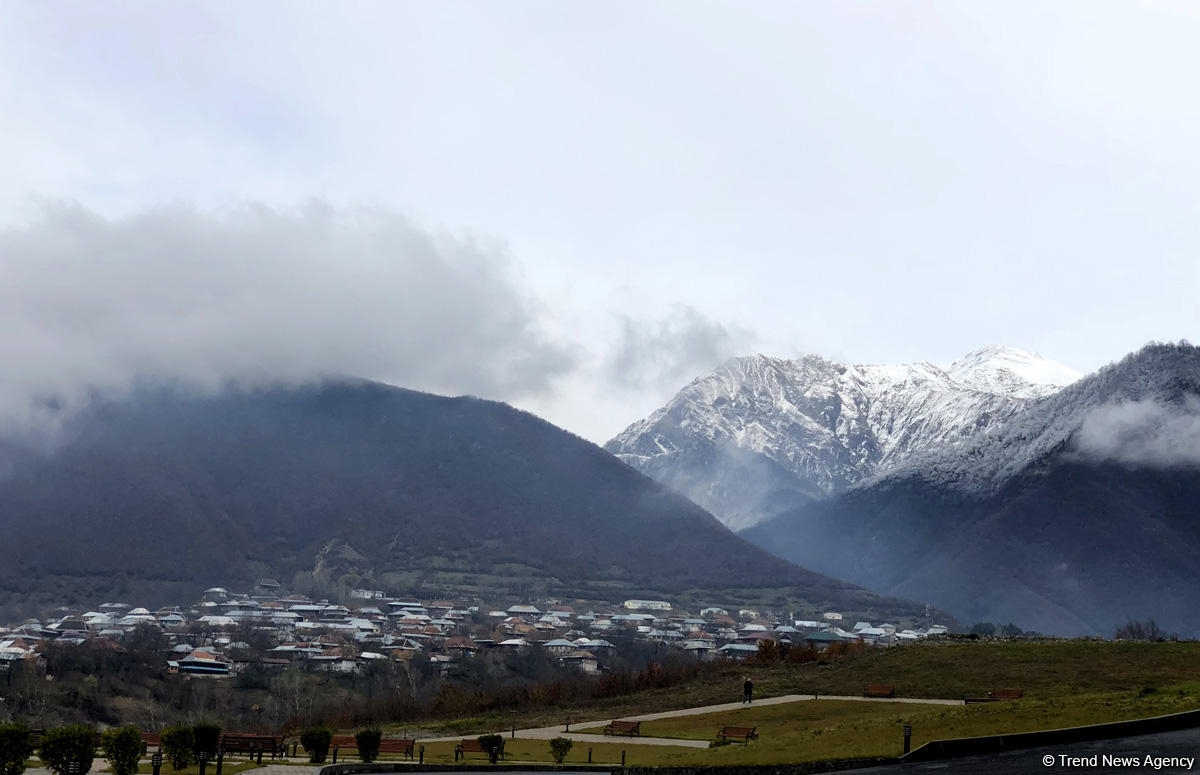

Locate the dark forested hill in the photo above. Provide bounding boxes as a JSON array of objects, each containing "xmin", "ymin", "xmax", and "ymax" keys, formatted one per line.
[
  {"xmin": 0, "ymin": 380, "xmax": 924, "ymax": 622},
  {"xmin": 744, "ymin": 342, "xmax": 1200, "ymax": 637}
]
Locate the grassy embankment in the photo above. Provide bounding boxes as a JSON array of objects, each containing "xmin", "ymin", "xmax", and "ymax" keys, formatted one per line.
[{"xmin": 408, "ymin": 639, "xmax": 1200, "ymax": 766}]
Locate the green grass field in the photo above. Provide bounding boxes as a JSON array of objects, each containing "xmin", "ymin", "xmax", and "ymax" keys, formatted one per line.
[
  {"xmin": 569, "ymin": 686, "xmax": 1200, "ymax": 764},
  {"xmin": 406, "ymin": 640, "xmax": 1200, "ymax": 766}
]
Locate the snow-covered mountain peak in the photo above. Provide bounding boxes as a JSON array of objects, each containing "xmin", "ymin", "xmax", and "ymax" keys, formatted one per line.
[
  {"xmin": 945, "ymin": 345, "xmax": 1081, "ymax": 398},
  {"xmin": 607, "ymin": 346, "xmax": 1084, "ymax": 531}
]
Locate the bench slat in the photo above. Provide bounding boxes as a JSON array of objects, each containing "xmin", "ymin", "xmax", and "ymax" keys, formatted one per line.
[
  {"xmin": 603, "ymin": 721, "xmax": 641, "ymax": 736},
  {"xmin": 456, "ymin": 739, "xmax": 503, "ymax": 761},
  {"xmin": 717, "ymin": 726, "xmax": 757, "ymax": 742}
]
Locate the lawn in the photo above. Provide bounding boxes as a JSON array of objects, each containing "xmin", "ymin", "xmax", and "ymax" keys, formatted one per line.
[
  {"xmin": 566, "ymin": 685, "xmax": 1200, "ymax": 765},
  {"xmin": 412, "ymin": 639, "xmax": 1200, "ymax": 740}
]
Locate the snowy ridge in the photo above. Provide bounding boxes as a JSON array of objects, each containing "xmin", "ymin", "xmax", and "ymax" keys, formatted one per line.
[{"xmin": 606, "ymin": 346, "xmax": 1081, "ymax": 531}]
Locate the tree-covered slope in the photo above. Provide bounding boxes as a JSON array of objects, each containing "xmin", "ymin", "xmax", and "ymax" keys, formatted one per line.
[{"xmin": 0, "ymin": 379, "xmax": 921, "ymax": 620}]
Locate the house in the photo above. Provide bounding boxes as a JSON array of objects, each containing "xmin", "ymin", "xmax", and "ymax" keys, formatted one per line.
[
  {"xmin": 623, "ymin": 600, "xmax": 671, "ymax": 611},
  {"xmin": 822, "ymin": 612, "xmax": 843, "ymax": 621},
  {"xmin": 444, "ymin": 636, "xmax": 480, "ymax": 657},
  {"xmin": 681, "ymin": 639, "xmax": 716, "ymax": 657},
  {"xmin": 540, "ymin": 639, "xmax": 578, "ymax": 656},
  {"xmin": 801, "ymin": 630, "xmax": 848, "ymax": 651},
  {"xmin": 172, "ymin": 649, "xmax": 233, "ymax": 676},
  {"xmin": 557, "ymin": 649, "xmax": 600, "ymax": 674},
  {"xmin": 856, "ymin": 627, "xmax": 891, "ymax": 643},
  {"xmin": 716, "ymin": 643, "xmax": 759, "ymax": 660}
]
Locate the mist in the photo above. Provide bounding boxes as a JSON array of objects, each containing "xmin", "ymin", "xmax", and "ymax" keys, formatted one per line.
[
  {"xmin": 1073, "ymin": 396, "xmax": 1200, "ymax": 468},
  {"xmin": 0, "ymin": 201, "xmax": 576, "ymax": 429},
  {"xmin": 605, "ymin": 305, "xmax": 757, "ymax": 394}
]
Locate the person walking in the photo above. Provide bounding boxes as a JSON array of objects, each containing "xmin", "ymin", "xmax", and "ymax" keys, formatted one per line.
[{"xmin": 742, "ymin": 677, "xmax": 754, "ymax": 704}]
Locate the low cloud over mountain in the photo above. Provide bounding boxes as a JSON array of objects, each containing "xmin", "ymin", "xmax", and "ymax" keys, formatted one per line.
[
  {"xmin": 1073, "ymin": 396, "xmax": 1200, "ymax": 468},
  {"xmin": 0, "ymin": 201, "xmax": 576, "ymax": 428}
]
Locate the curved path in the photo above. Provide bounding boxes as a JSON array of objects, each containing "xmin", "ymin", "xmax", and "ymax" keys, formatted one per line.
[{"xmin": 421, "ymin": 693, "xmax": 964, "ymax": 748}]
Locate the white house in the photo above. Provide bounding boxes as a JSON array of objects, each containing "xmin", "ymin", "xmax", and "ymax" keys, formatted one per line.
[{"xmin": 623, "ymin": 600, "xmax": 671, "ymax": 611}]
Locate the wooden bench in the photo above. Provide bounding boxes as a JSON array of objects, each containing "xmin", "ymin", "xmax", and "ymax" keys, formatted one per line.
[
  {"xmin": 331, "ymin": 736, "xmax": 415, "ymax": 761},
  {"xmin": 219, "ymin": 734, "xmax": 283, "ymax": 759},
  {"xmin": 378, "ymin": 739, "xmax": 416, "ymax": 759},
  {"xmin": 717, "ymin": 726, "xmax": 758, "ymax": 742},
  {"xmin": 455, "ymin": 739, "xmax": 503, "ymax": 761},
  {"xmin": 140, "ymin": 733, "xmax": 161, "ymax": 755},
  {"xmin": 603, "ymin": 720, "xmax": 642, "ymax": 736},
  {"xmin": 864, "ymin": 685, "xmax": 895, "ymax": 698},
  {"xmin": 966, "ymin": 688, "xmax": 1024, "ymax": 703}
]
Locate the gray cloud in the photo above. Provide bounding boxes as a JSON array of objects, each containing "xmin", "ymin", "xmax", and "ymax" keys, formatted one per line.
[
  {"xmin": 1073, "ymin": 397, "xmax": 1200, "ymax": 468},
  {"xmin": 606, "ymin": 306, "xmax": 757, "ymax": 393},
  {"xmin": 0, "ymin": 201, "xmax": 576, "ymax": 428}
]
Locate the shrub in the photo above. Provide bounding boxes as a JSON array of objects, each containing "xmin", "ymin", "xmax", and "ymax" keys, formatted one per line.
[
  {"xmin": 1115, "ymin": 619, "xmax": 1173, "ymax": 641},
  {"xmin": 548, "ymin": 737, "xmax": 573, "ymax": 764},
  {"xmin": 0, "ymin": 723, "xmax": 35, "ymax": 775},
  {"xmin": 299, "ymin": 727, "xmax": 333, "ymax": 764},
  {"xmin": 354, "ymin": 729, "xmax": 382, "ymax": 763},
  {"xmin": 191, "ymin": 723, "xmax": 221, "ymax": 758},
  {"xmin": 477, "ymin": 734, "xmax": 504, "ymax": 764},
  {"xmin": 100, "ymin": 727, "xmax": 142, "ymax": 775},
  {"xmin": 754, "ymin": 639, "xmax": 780, "ymax": 662},
  {"xmin": 40, "ymin": 725, "xmax": 96, "ymax": 775},
  {"xmin": 159, "ymin": 726, "xmax": 194, "ymax": 770}
]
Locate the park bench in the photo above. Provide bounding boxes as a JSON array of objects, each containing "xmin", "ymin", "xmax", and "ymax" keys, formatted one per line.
[
  {"xmin": 966, "ymin": 688, "xmax": 1024, "ymax": 703},
  {"xmin": 218, "ymin": 734, "xmax": 284, "ymax": 759},
  {"xmin": 331, "ymin": 736, "xmax": 415, "ymax": 762},
  {"xmin": 864, "ymin": 685, "xmax": 895, "ymax": 698},
  {"xmin": 378, "ymin": 739, "xmax": 416, "ymax": 759},
  {"xmin": 455, "ymin": 738, "xmax": 503, "ymax": 761},
  {"xmin": 717, "ymin": 726, "xmax": 758, "ymax": 742},
  {"xmin": 140, "ymin": 733, "xmax": 161, "ymax": 754},
  {"xmin": 603, "ymin": 720, "xmax": 642, "ymax": 736}
]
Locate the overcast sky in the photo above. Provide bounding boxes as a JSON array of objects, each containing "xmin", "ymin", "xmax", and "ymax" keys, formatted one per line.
[{"xmin": 2, "ymin": 1, "xmax": 1198, "ymax": 442}]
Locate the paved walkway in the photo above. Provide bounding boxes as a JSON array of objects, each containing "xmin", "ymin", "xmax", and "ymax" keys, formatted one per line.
[{"xmin": 422, "ymin": 693, "xmax": 964, "ymax": 748}]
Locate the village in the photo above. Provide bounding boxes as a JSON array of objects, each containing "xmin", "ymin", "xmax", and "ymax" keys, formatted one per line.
[{"xmin": 0, "ymin": 580, "xmax": 952, "ymax": 678}]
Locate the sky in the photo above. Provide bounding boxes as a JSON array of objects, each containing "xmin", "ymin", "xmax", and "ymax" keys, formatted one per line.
[{"xmin": 1, "ymin": 1, "xmax": 1198, "ymax": 442}]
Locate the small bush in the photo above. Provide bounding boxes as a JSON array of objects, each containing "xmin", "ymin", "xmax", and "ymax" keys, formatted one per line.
[
  {"xmin": 354, "ymin": 729, "xmax": 382, "ymax": 763},
  {"xmin": 1115, "ymin": 619, "xmax": 1173, "ymax": 641},
  {"xmin": 299, "ymin": 727, "xmax": 332, "ymax": 764},
  {"xmin": 40, "ymin": 726, "xmax": 96, "ymax": 775},
  {"xmin": 0, "ymin": 723, "xmax": 35, "ymax": 775},
  {"xmin": 548, "ymin": 737, "xmax": 573, "ymax": 764},
  {"xmin": 191, "ymin": 723, "xmax": 221, "ymax": 758},
  {"xmin": 159, "ymin": 726, "xmax": 193, "ymax": 770},
  {"xmin": 100, "ymin": 727, "xmax": 142, "ymax": 775},
  {"xmin": 477, "ymin": 734, "xmax": 504, "ymax": 764}
]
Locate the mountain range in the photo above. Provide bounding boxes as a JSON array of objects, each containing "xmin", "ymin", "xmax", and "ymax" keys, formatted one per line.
[
  {"xmin": 0, "ymin": 380, "xmax": 929, "ymax": 625},
  {"xmin": 612, "ymin": 342, "xmax": 1200, "ymax": 637},
  {"xmin": 606, "ymin": 345, "xmax": 1081, "ymax": 531}
]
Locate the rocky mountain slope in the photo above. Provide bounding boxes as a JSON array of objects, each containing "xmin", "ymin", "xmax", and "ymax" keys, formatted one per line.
[
  {"xmin": 606, "ymin": 346, "xmax": 1080, "ymax": 531},
  {"xmin": 743, "ymin": 342, "xmax": 1200, "ymax": 637},
  {"xmin": 0, "ymin": 379, "xmax": 929, "ymax": 624}
]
